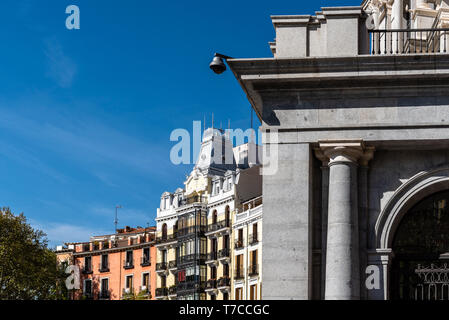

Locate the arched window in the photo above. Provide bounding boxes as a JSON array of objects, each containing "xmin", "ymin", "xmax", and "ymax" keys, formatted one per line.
[
  {"xmin": 391, "ymin": 190, "xmax": 449, "ymax": 300},
  {"xmin": 212, "ymin": 210, "xmax": 218, "ymax": 225},
  {"xmin": 162, "ymin": 223, "xmax": 167, "ymax": 240},
  {"xmin": 225, "ymin": 206, "xmax": 230, "ymax": 226}
]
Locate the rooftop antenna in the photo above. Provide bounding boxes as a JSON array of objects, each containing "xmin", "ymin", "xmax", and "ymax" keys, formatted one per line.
[
  {"xmin": 114, "ymin": 205, "xmax": 122, "ymax": 233},
  {"xmin": 212, "ymin": 113, "xmax": 214, "ymax": 129},
  {"xmin": 203, "ymin": 115, "xmax": 206, "ymax": 132}
]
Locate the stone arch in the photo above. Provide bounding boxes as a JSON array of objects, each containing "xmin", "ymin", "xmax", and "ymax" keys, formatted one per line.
[{"xmin": 376, "ymin": 165, "xmax": 449, "ymax": 250}]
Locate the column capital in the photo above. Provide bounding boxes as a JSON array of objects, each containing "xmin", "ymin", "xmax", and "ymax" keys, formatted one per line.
[{"xmin": 316, "ymin": 140, "xmax": 375, "ymax": 167}]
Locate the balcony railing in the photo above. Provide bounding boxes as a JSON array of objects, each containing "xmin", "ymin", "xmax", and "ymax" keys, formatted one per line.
[
  {"xmin": 168, "ymin": 260, "xmax": 177, "ymax": 269},
  {"xmin": 123, "ymin": 260, "xmax": 134, "ymax": 269},
  {"xmin": 177, "ymin": 226, "xmax": 207, "ymax": 237},
  {"xmin": 178, "ymin": 253, "xmax": 207, "ymax": 265},
  {"xmin": 205, "ymin": 279, "xmax": 217, "ymax": 290},
  {"xmin": 179, "ymin": 195, "xmax": 207, "ymax": 206},
  {"xmin": 168, "ymin": 285, "xmax": 177, "ymax": 296},
  {"xmin": 156, "ymin": 262, "xmax": 168, "ymax": 271},
  {"xmin": 98, "ymin": 262, "xmax": 110, "ymax": 273},
  {"xmin": 234, "ymin": 240, "xmax": 244, "ymax": 250},
  {"xmin": 156, "ymin": 233, "xmax": 177, "ymax": 244},
  {"xmin": 206, "ymin": 252, "xmax": 218, "ymax": 262},
  {"xmin": 98, "ymin": 290, "xmax": 110, "ymax": 300},
  {"xmin": 141, "ymin": 256, "xmax": 151, "ymax": 267},
  {"xmin": 248, "ymin": 264, "xmax": 259, "ymax": 276},
  {"xmin": 207, "ymin": 220, "xmax": 230, "ymax": 233},
  {"xmin": 249, "ymin": 234, "xmax": 259, "ymax": 245},
  {"xmin": 218, "ymin": 248, "xmax": 230, "ymax": 259},
  {"xmin": 234, "ymin": 268, "xmax": 244, "ymax": 280},
  {"xmin": 369, "ymin": 28, "xmax": 449, "ymax": 55},
  {"xmin": 217, "ymin": 277, "xmax": 231, "ymax": 288},
  {"xmin": 155, "ymin": 287, "xmax": 168, "ymax": 297},
  {"xmin": 177, "ymin": 281, "xmax": 205, "ymax": 292}
]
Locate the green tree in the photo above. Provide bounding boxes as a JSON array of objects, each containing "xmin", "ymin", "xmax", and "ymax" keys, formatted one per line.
[{"xmin": 0, "ymin": 207, "xmax": 67, "ymax": 300}]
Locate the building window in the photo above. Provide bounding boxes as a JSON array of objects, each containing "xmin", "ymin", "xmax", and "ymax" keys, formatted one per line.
[
  {"xmin": 100, "ymin": 278, "xmax": 109, "ymax": 299},
  {"xmin": 162, "ymin": 223, "xmax": 167, "ymax": 239},
  {"xmin": 250, "ymin": 284, "xmax": 257, "ymax": 300},
  {"xmin": 125, "ymin": 275, "xmax": 133, "ymax": 293},
  {"xmin": 100, "ymin": 254, "xmax": 109, "ymax": 271},
  {"xmin": 142, "ymin": 247, "xmax": 150, "ymax": 266},
  {"xmin": 124, "ymin": 250, "xmax": 134, "ymax": 268},
  {"xmin": 84, "ymin": 256, "xmax": 92, "ymax": 273},
  {"xmin": 84, "ymin": 279, "xmax": 92, "ymax": 298},
  {"xmin": 235, "ymin": 287, "xmax": 243, "ymax": 300},
  {"xmin": 142, "ymin": 273, "xmax": 150, "ymax": 292}
]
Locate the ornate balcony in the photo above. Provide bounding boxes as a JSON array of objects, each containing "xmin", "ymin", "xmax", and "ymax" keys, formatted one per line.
[
  {"xmin": 205, "ymin": 279, "xmax": 217, "ymax": 293},
  {"xmin": 206, "ymin": 220, "xmax": 230, "ymax": 236},
  {"xmin": 155, "ymin": 233, "xmax": 177, "ymax": 246},
  {"xmin": 168, "ymin": 285, "xmax": 177, "ymax": 297},
  {"xmin": 217, "ymin": 277, "xmax": 231, "ymax": 290},
  {"xmin": 205, "ymin": 252, "xmax": 218, "ymax": 266},
  {"xmin": 168, "ymin": 260, "xmax": 177, "ymax": 271},
  {"xmin": 156, "ymin": 262, "xmax": 168, "ymax": 274},
  {"xmin": 218, "ymin": 248, "xmax": 230, "ymax": 264}
]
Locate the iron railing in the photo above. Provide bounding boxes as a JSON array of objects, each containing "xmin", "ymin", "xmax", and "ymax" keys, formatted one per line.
[
  {"xmin": 141, "ymin": 256, "xmax": 151, "ymax": 267},
  {"xmin": 369, "ymin": 28, "xmax": 449, "ymax": 55},
  {"xmin": 217, "ymin": 277, "xmax": 231, "ymax": 288},
  {"xmin": 414, "ymin": 263, "xmax": 449, "ymax": 300},
  {"xmin": 123, "ymin": 259, "xmax": 134, "ymax": 269},
  {"xmin": 98, "ymin": 262, "xmax": 110, "ymax": 273},
  {"xmin": 155, "ymin": 287, "xmax": 168, "ymax": 297},
  {"xmin": 207, "ymin": 220, "xmax": 230, "ymax": 233},
  {"xmin": 248, "ymin": 264, "xmax": 259, "ymax": 276},
  {"xmin": 218, "ymin": 248, "xmax": 230, "ymax": 259},
  {"xmin": 156, "ymin": 262, "xmax": 168, "ymax": 271}
]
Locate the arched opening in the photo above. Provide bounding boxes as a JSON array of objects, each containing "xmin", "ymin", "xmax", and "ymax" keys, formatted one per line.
[
  {"xmin": 225, "ymin": 206, "xmax": 230, "ymax": 226},
  {"xmin": 390, "ymin": 190, "xmax": 449, "ymax": 300},
  {"xmin": 162, "ymin": 223, "xmax": 167, "ymax": 240},
  {"xmin": 212, "ymin": 210, "xmax": 218, "ymax": 225}
]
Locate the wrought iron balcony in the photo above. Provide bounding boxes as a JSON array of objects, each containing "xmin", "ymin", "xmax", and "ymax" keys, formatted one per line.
[
  {"xmin": 141, "ymin": 256, "xmax": 151, "ymax": 267},
  {"xmin": 206, "ymin": 252, "xmax": 218, "ymax": 262},
  {"xmin": 98, "ymin": 262, "xmax": 110, "ymax": 273},
  {"xmin": 123, "ymin": 259, "xmax": 134, "ymax": 269},
  {"xmin": 218, "ymin": 248, "xmax": 230, "ymax": 259},
  {"xmin": 205, "ymin": 279, "xmax": 217, "ymax": 290},
  {"xmin": 177, "ymin": 281, "xmax": 206, "ymax": 292},
  {"xmin": 156, "ymin": 262, "xmax": 168, "ymax": 271},
  {"xmin": 248, "ymin": 264, "xmax": 259, "ymax": 276},
  {"xmin": 369, "ymin": 28, "xmax": 449, "ymax": 55},
  {"xmin": 177, "ymin": 226, "xmax": 207, "ymax": 237},
  {"xmin": 155, "ymin": 233, "xmax": 177, "ymax": 244},
  {"xmin": 168, "ymin": 260, "xmax": 177, "ymax": 269},
  {"xmin": 168, "ymin": 285, "xmax": 177, "ymax": 296},
  {"xmin": 178, "ymin": 253, "xmax": 207, "ymax": 265},
  {"xmin": 217, "ymin": 277, "xmax": 231, "ymax": 288},
  {"xmin": 207, "ymin": 220, "xmax": 230, "ymax": 233},
  {"xmin": 155, "ymin": 287, "xmax": 168, "ymax": 297}
]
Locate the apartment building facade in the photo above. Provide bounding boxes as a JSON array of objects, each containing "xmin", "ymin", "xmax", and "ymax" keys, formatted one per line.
[
  {"xmin": 57, "ymin": 226, "xmax": 157, "ymax": 300},
  {"xmin": 155, "ymin": 127, "xmax": 263, "ymax": 300},
  {"xmin": 232, "ymin": 196, "xmax": 263, "ymax": 300},
  {"xmin": 227, "ymin": 0, "xmax": 449, "ymax": 300}
]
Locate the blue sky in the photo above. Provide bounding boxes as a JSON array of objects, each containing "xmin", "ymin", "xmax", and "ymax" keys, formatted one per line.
[{"xmin": 0, "ymin": 0, "xmax": 360, "ymax": 247}]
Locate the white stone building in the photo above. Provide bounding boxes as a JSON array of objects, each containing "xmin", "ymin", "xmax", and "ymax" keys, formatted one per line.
[{"xmin": 226, "ymin": 0, "xmax": 449, "ymax": 300}]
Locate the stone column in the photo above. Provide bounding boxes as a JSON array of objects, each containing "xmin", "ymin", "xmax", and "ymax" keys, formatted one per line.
[
  {"xmin": 392, "ymin": 0, "xmax": 403, "ymax": 53},
  {"xmin": 319, "ymin": 140, "xmax": 365, "ymax": 300}
]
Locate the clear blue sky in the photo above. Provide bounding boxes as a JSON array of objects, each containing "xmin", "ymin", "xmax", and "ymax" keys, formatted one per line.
[{"xmin": 0, "ymin": 0, "xmax": 360, "ymax": 247}]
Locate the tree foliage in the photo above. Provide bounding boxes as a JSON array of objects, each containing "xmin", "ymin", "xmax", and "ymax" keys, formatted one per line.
[{"xmin": 0, "ymin": 207, "xmax": 67, "ymax": 300}]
